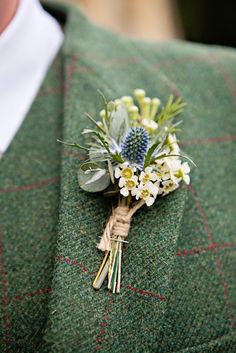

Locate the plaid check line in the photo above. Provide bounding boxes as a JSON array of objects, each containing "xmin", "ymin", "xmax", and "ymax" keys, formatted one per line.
[
  {"xmin": 7, "ymin": 288, "xmax": 52, "ymax": 303},
  {"xmin": 55, "ymin": 254, "xmax": 166, "ymax": 350},
  {"xmin": 215, "ymin": 255, "xmax": 235, "ymax": 327},
  {"xmin": 95, "ymin": 291, "xmax": 113, "ymax": 351},
  {"xmin": 186, "ymin": 185, "xmax": 213, "ymax": 243},
  {"xmin": 55, "ymin": 255, "xmax": 166, "ymax": 300},
  {"xmin": 177, "ymin": 242, "xmax": 236, "ymax": 257},
  {"xmin": 208, "ymin": 56, "xmax": 236, "ymax": 100},
  {"xmin": 0, "ymin": 176, "xmax": 60, "ymax": 193},
  {"xmin": 180, "ymin": 135, "xmax": 236, "ymax": 146},
  {"xmin": 185, "ymin": 185, "xmax": 235, "ymax": 329}
]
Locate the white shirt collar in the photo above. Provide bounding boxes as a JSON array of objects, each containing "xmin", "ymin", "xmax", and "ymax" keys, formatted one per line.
[{"xmin": 0, "ymin": 0, "xmax": 64, "ymax": 155}]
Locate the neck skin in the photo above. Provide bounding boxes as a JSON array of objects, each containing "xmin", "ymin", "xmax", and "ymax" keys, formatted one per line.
[{"xmin": 0, "ymin": 0, "xmax": 19, "ymax": 34}]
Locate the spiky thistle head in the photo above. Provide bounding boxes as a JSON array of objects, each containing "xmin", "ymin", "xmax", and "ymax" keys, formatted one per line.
[{"xmin": 121, "ymin": 127, "xmax": 149, "ymax": 167}]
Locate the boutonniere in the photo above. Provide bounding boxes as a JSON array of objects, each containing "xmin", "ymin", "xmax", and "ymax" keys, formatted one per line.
[{"xmin": 59, "ymin": 89, "xmax": 194, "ymax": 293}]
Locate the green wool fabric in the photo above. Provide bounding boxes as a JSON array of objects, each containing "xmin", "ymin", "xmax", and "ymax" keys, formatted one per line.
[{"xmin": 0, "ymin": 2, "xmax": 236, "ymax": 352}]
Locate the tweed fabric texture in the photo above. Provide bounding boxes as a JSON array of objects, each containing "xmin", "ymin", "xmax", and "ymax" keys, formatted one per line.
[{"xmin": 0, "ymin": 2, "xmax": 236, "ymax": 352}]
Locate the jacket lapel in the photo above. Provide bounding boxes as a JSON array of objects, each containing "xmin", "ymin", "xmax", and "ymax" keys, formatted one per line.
[{"xmin": 44, "ymin": 4, "xmax": 188, "ymax": 351}]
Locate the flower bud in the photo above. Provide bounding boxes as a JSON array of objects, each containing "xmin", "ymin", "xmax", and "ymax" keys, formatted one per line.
[
  {"xmin": 121, "ymin": 96, "xmax": 133, "ymax": 108},
  {"xmin": 150, "ymin": 98, "xmax": 161, "ymax": 120},
  {"xmin": 141, "ymin": 97, "xmax": 151, "ymax": 119},
  {"xmin": 99, "ymin": 109, "xmax": 106, "ymax": 118},
  {"xmin": 128, "ymin": 105, "xmax": 139, "ymax": 121},
  {"xmin": 107, "ymin": 101, "xmax": 116, "ymax": 112},
  {"xmin": 134, "ymin": 89, "xmax": 146, "ymax": 107}
]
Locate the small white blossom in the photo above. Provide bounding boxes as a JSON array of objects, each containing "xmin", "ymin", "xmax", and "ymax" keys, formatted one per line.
[
  {"xmin": 119, "ymin": 176, "xmax": 138, "ymax": 197},
  {"xmin": 155, "ymin": 157, "xmax": 181, "ymax": 182},
  {"xmin": 155, "ymin": 160, "xmax": 171, "ymax": 181},
  {"xmin": 114, "ymin": 163, "xmax": 136, "ymax": 180},
  {"xmin": 132, "ymin": 181, "xmax": 159, "ymax": 206},
  {"xmin": 175, "ymin": 162, "xmax": 190, "ymax": 184},
  {"xmin": 139, "ymin": 167, "xmax": 158, "ymax": 184}
]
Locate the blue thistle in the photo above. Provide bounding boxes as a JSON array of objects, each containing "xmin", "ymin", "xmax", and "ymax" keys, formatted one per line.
[{"xmin": 121, "ymin": 127, "xmax": 149, "ymax": 167}]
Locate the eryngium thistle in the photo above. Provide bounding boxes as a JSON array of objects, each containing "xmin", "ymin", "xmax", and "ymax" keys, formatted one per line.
[{"xmin": 121, "ymin": 127, "xmax": 149, "ymax": 166}]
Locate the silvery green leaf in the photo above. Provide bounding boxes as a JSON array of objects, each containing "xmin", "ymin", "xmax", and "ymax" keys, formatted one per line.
[
  {"xmin": 84, "ymin": 169, "xmax": 106, "ymax": 185},
  {"xmin": 109, "ymin": 106, "xmax": 129, "ymax": 142},
  {"xmin": 78, "ymin": 166, "xmax": 110, "ymax": 192},
  {"xmin": 80, "ymin": 161, "xmax": 99, "ymax": 171}
]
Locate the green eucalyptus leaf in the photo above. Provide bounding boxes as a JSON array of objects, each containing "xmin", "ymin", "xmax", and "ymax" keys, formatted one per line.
[
  {"xmin": 80, "ymin": 161, "xmax": 99, "ymax": 171},
  {"xmin": 78, "ymin": 166, "xmax": 111, "ymax": 192}
]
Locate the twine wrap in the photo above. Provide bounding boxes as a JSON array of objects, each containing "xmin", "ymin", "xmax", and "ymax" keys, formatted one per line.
[{"xmin": 97, "ymin": 200, "xmax": 145, "ymax": 251}]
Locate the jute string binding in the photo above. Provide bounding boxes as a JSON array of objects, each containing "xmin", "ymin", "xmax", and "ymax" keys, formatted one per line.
[{"xmin": 97, "ymin": 200, "xmax": 145, "ymax": 252}]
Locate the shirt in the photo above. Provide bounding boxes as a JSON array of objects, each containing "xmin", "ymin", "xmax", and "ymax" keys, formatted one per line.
[{"xmin": 0, "ymin": 0, "xmax": 64, "ymax": 156}]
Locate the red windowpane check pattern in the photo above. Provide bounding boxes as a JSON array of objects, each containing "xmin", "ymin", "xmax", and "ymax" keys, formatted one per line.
[{"xmin": 1, "ymin": 53, "xmax": 236, "ymax": 351}]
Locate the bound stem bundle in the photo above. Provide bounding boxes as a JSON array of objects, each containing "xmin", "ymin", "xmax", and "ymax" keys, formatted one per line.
[{"xmin": 93, "ymin": 197, "xmax": 145, "ymax": 293}]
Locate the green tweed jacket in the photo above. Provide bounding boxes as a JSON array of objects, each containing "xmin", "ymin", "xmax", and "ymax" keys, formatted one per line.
[{"xmin": 0, "ymin": 2, "xmax": 236, "ymax": 352}]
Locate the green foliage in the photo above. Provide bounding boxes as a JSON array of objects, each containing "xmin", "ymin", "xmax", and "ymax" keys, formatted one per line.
[
  {"xmin": 61, "ymin": 90, "xmax": 190, "ymax": 194},
  {"xmin": 84, "ymin": 113, "xmax": 106, "ymax": 134},
  {"xmin": 156, "ymin": 95, "xmax": 186, "ymax": 126},
  {"xmin": 144, "ymin": 142, "xmax": 160, "ymax": 168},
  {"xmin": 57, "ymin": 139, "xmax": 89, "ymax": 151},
  {"xmin": 111, "ymin": 152, "xmax": 124, "ymax": 163},
  {"xmin": 78, "ymin": 164, "xmax": 110, "ymax": 192}
]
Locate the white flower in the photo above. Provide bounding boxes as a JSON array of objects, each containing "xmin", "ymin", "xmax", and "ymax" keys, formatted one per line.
[
  {"xmin": 132, "ymin": 181, "xmax": 159, "ymax": 206},
  {"xmin": 139, "ymin": 167, "xmax": 158, "ymax": 184},
  {"xmin": 160, "ymin": 179, "xmax": 179, "ymax": 196},
  {"xmin": 114, "ymin": 163, "xmax": 136, "ymax": 180},
  {"xmin": 155, "ymin": 160, "xmax": 171, "ymax": 181},
  {"xmin": 114, "ymin": 163, "xmax": 139, "ymax": 197},
  {"xmin": 155, "ymin": 157, "xmax": 181, "ymax": 182},
  {"xmin": 119, "ymin": 176, "xmax": 138, "ymax": 197},
  {"xmin": 175, "ymin": 162, "xmax": 190, "ymax": 184}
]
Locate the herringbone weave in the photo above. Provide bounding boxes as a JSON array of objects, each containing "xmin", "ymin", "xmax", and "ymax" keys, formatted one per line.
[{"xmin": 0, "ymin": 2, "xmax": 236, "ymax": 352}]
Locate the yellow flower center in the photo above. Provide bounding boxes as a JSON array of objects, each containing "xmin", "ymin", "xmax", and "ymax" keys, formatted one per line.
[
  {"xmin": 140, "ymin": 189, "xmax": 150, "ymax": 199},
  {"xmin": 121, "ymin": 167, "xmax": 133, "ymax": 179},
  {"xmin": 142, "ymin": 173, "xmax": 151, "ymax": 183},
  {"xmin": 175, "ymin": 170, "xmax": 183, "ymax": 178},
  {"xmin": 125, "ymin": 179, "xmax": 136, "ymax": 190}
]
